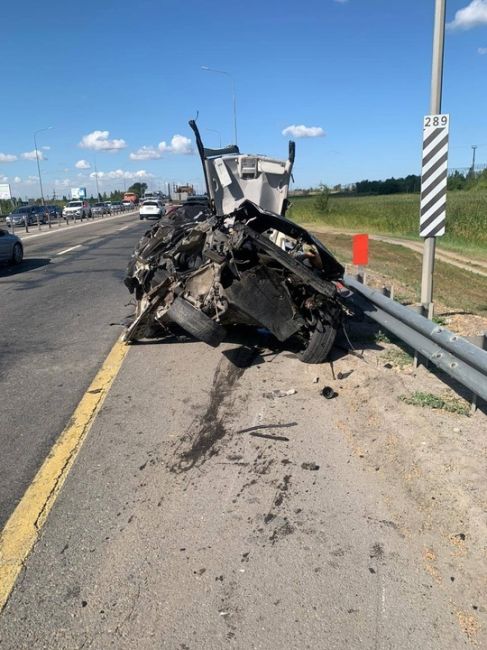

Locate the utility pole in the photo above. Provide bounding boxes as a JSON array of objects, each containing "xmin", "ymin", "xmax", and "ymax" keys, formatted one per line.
[
  {"xmin": 471, "ymin": 145, "xmax": 477, "ymax": 173},
  {"xmin": 33, "ymin": 126, "xmax": 52, "ymax": 207},
  {"xmin": 420, "ymin": 0, "xmax": 446, "ymax": 317},
  {"xmin": 94, "ymin": 157, "xmax": 100, "ymax": 200}
]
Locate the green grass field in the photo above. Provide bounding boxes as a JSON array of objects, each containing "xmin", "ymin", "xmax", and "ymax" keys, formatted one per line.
[{"xmin": 287, "ymin": 192, "xmax": 487, "ymax": 257}]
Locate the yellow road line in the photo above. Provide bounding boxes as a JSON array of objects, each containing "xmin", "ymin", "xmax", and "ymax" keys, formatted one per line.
[{"xmin": 0, "ymin": 337, "xmax": 129, "ymax": 612}]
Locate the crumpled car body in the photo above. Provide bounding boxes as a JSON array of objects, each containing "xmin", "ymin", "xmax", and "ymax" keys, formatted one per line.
[{"xmin": 123, "ymin": 121, "xmax": 344, "ymax": 363}]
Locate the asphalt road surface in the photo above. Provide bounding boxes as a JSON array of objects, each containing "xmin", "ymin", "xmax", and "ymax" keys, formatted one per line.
[
  {"xmin": 0, "ymin": 212, "xmax": 148, "ymax": 528},
  {"xmin": 1, "ymin": 213, "xmax": 485, "ymax": 648}
]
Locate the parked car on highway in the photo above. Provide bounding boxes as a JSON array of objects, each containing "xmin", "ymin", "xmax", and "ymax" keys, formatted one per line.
[
  {"xmin": 124, "ymin": 120, "xmax": 345, "ymax": 363},
  {"xmin": 110, "ymin": 201, "xmax": 123, "ymax": 212},
  {"xmin": 92, "ymin": 202, "xmax": 107, "ymax": 217},
  {"xmin": 63, "ymin": 200, "xmax": 91, "ymax": 220},
  {"xmin": 6, "ymin": 205, "xmax": 47, "ymax": 227},
  {"xmin": 139, "ymin": 200, "xmax": 165, "ymax": 220},
  {"xmin": 122, "ymin": 201, "xmax": 133, "ymax": 211},
  {"xmin": 103, "ymin": 202, "xmax": 112, "ymax": 213},
  {"xmin": 0, "ymin": 228, "xmax": 23, "ymax": 265}
]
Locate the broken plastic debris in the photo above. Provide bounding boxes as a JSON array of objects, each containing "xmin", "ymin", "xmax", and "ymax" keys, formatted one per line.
[
  {"xmin": 264, "ymin": 388, "xmax": 297, "ymax": 399},
  {"xmin": 312, "ymin": 377, "xmax": 319, "ymax": 384},
  {"xmin": 301, "ymin": 462, "xmax": 320, "ymax": 471}
]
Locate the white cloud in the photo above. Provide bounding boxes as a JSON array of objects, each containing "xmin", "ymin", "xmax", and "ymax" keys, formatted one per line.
[
  {"xmin": 41, "ymin": 145, "xmax": 51, "ymax": 151},
  {"xmin": 79, "ymin": 130, "xmax": 127, "ymax": 151},
  {"xmin": 334, "ymin": 0, "xmax": 349, "ymax": 3},
  {"xmin": 0, "ymin": 175, "xmax": 8, "ymax": 182},
  {"xmin": 21, "ymin": 150, "xmax": 46, "ymax": 161},
  {"xmin": 75, "ymin": 159, "xmax": 91, "ymax": 169},
  {"xmin": 13, "ymin": 176, "xmax": 22, "ymax": 183},
  {"xmin": 89, "ymin": 169, "xmax": 154, "ymax": 181},
  {"xmin": 25, "ymin": 176, "xmax": 39, "ymax": 185},
  {"xmin": 129, "ymin": 146, "xmax": 161, "ymax": 160},
  {"xmin": 0, "ymin": 153, "xmax": 17, "ymax": 163},
  {"xmin": 158, "ymin": 134, "xmax": 193, "ymax": 155},
  {"xmin": 448, "ymin": 0, "xmax": 487, "ymax": 30},
  {"xmin": 479, "ymin": 46, "xmax": 487, "ymax": 53},
  {"xmin": 281, "ymin": 124, "xmax": 325, "ymax": 138}
]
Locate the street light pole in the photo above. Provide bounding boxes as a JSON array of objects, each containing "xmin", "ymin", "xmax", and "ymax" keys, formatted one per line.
[
  {"xmin": 201, "ymin": 66, "xmax": 238, "ymax": 146},
  {"xmin": 206, "ymin": 128, "xmax": 222, "ymax": 148},
  {"xmin": 420, "ymin": 0, "xmax": 446, "ymax": 317},
  {"xmin": 33, "ymin": 126, "xmax": 52, "ymax": 207}
]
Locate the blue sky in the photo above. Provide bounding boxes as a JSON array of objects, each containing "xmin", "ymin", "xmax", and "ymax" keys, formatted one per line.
[{"xmin": 1, "ymin": 0, "xmax": 487, "ymax": 198}]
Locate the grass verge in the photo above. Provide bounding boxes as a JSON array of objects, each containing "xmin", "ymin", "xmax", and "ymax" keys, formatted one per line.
[
  {"xmin": 288, "ymin": 193, "xmax": 487, "ymax": 259},
  {"xmin": 400, "ymin": 391, "xmax": 470, "ymax": 416},
  {"xmin": 312, "ymin": 232, "xmax": 487, "ymax": 316}
]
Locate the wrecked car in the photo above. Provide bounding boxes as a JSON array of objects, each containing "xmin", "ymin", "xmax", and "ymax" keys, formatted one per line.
[{"xmin": 123, "ymin": 120, "xmax": 344, "ymax": 363}]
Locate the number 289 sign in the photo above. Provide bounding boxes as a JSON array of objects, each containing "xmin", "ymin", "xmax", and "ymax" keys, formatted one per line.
[{"xmin": 419, "ymin": 113, "xmax": 450, "ymax": 238}]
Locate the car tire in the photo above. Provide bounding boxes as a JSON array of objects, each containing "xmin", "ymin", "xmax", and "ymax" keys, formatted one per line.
[
  {"xmin": 166, "ymin": 297, "xmax": 226, "ymax": 348},
  {"xmin": 11, "ymin": 243, "xmax": 23, "ymax": 265},
  {"xmin": 139, "ymin": 215, "xmax": 144, "ymax": 220},
  {"xmin": 297, "ymin": 307, "xmax": 340, "ymax": 364}
]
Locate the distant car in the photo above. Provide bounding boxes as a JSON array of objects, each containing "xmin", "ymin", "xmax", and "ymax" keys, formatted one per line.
[
  {"xmin": 0, "ymin": 228, "xmax": 23, "ymax": 265},
  {"xmin": 6, "ymin": 205, "xmax": 47, "ymax": 226},
  {"xmin": 139, "ymin": 200, "xmax": 165, "ymax": 220},
  {"xmin": 45, "ymin": 205, "xmax": 62, "ymax": 220},
  {"xmin": 92, "ymin": 202, "xmax": 107, "ymax": 217},
  {"xmin": 63, "ymin": 200, "xmax": 91, "ymax": 220},
  {"xmin": 103, "ymin": 202, "xmax": 112, "ymax": 213},
  {"xmin": 122, "ymin": 201, "xmax": 133, "ymax": 211},
  {"xmin": 110, "ymin": 201, "xmax": 123, "ymax": 212}
]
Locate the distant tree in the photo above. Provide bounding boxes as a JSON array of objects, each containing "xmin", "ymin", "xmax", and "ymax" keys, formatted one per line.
[
  {"xmin": 127, "ymin": 182, "xmax": 148, "ymax": 197},
  {"xmin": 447, "ymin": 171, "xmax": 467, "ymax": 191},
  {"xmin": 313, "ymin": 184, "xmax": 330, "ymax": 213}
]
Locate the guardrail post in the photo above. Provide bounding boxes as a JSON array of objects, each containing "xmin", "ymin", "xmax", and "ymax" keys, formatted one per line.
[
  {"xmin": 24, "ymin": 218, "xmax": 29, "ymax": 234},
  {"xmin": 466, "ymin": 333, "xmax": 486, "ymax": 413},
  {"xmin": 47, "ymin": 212, "xmax": 51, "ymax": 229},
  {"xmin": 37, "ymin": 214, "xmax": 41, "ymax": 231}
]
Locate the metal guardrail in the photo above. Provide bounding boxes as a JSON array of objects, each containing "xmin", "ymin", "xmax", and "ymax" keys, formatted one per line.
[{"xmin": 343, "ymin": 274, "xmax": 487, "ymax": 405}]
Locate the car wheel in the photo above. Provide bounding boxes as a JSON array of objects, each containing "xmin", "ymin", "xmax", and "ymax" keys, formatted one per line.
[
  {"xmin": 297, "ymin": 306, "xmax": 341, "ymax": 364},
  {"xmin": 166, "ymin": 297, "xmax": 226, "ymax": 347},
  {"xmin": 11, "ymin": 243, "xmax": 23, "ymax": 265},
  {"xmin": 139, "ymin": 215, "xmax": 144, "ymax": 220}
]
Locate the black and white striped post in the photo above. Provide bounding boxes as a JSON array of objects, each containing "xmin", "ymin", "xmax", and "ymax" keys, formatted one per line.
[
  {"xmin": 420, "ymin": 114, "xmax": 449, "ymax": 238},
  {"xmin": 420, "ymin": 0, "xmax": 446, "ymax": 319}
]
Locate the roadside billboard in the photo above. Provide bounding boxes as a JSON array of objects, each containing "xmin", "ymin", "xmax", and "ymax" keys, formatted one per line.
[
  {"xmin": 0, "ymin": 183, "xmax": 12, "ymax": 200},
  {"xmin": 71, "ymin": 187, "xmax": 87, "ymax": 199}
]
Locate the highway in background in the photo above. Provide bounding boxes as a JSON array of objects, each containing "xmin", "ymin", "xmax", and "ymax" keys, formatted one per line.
[{"xmin": 0, "ymin": 212, "xmax": 148, "ymax": 528}]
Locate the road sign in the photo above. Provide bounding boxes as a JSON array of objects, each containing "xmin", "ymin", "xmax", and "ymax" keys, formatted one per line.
[
  {"xmin": 419, "ymin": 113, "xmax": 449, "ymax": 238},
  {"xmin": 0, "ymin": 183, "xmax": 11, "ymax": 200}
]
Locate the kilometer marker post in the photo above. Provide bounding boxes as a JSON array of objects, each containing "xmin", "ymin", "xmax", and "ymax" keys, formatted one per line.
[{"xmin": 420, "ymin": 0, "xmax": 446, "ymax": 318}]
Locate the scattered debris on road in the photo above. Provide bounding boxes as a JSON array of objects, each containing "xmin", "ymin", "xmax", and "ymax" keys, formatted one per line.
[{"xmin": 321, "ymin": 386, "xmax": 337, "ymax": 399}]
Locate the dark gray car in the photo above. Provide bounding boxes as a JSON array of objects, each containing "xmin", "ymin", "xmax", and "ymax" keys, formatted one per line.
[
  {"xmin": 0, "ymin": 228, "xmax": 23, "ymax": 265},
  {"xmin": 6, "ymin": 206, "xmax": 47, "ymax": 227}
]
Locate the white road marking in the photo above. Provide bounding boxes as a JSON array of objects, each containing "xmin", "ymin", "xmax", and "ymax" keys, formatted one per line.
[
  {"xmin": 118, "ymin": 225, "xmax": 130, "ymax": 231},
  {"xmin": 57, "ymin": 245, "xmax": 82, "ymax": 256}
]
